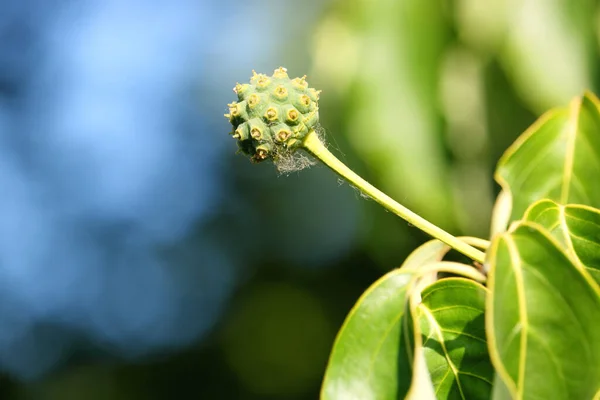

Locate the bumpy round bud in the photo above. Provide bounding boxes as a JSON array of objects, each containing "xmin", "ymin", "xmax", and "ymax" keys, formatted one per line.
[{"xmin": 225, "ymin": 67, "xmax": 321, "ymax": 163}]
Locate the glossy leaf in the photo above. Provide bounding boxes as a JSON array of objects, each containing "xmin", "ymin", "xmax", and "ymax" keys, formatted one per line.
[
  {"xmin": 321, "ymin": 240, "xmax": 453, "ymax": 399},
  {"xmin": 495, "ymin": 91, "xmax": 600, "ymax": 226},
  {"xmin": 321, "ymin": 238, "xmax": 488, "ymax": 399},
  {"xmin": 487, "ymin": 222, "xmax": 600, "ymax": 399},
  {"xmin": 523, "ymin": 199, "xmax": 600, "ymax": 286},
  {"xmin": 490, "ymin": 373, "xmax": 513, "ymax": 400},
  {"xmin": 321, "ymin": 268, "xmax": 416, "ymax": 400},
  {"xmin": 490, "ymin": 189, "xmax": 513, "ymax": 238},
  {"xmin": 405, "ymin": 350, "xmax": 436, "ymax": 400},
  {"xmin": 417, "ymin": 278, "xmax": 492, "ymax": 400}
]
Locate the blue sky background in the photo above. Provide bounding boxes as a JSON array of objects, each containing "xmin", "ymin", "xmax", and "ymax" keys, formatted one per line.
[{"xmin": 0, "ymin": 0, "xmax": 357, "ymax": 380}]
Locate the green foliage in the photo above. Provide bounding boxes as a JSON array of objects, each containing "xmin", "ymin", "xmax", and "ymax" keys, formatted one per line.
[
  {"xmin": 320, "ymin": 268, "xmax": 415, "ymax": 400},
  {"xmin": 487, "ymin": 222, "xmax": 600, "ymax": 399},
  {"xmin": 225, "ymin": 67, "xmax": 320, "ymax": 163},
  {"xmin": 417, "ymin": 278, "xmax": 492, "ymax": 399},
  {"xmin": 321, "ymin": 240, "xmax": 446, "ymax": 400},
  {"xmin": 321, "ymin": 240, "xmax": 487, "ymax": 399},
  {"xmin": 495, "ymin": 91, "xmax": 600, "ymax": 227},
  {"xmin": 523, "ymin": 200, "xmax": 600, "ymax": 285},
  {"xmin": 226, "ymin": 65, "xmax": 600, "ymax": 399},
  {"xmin": 319, "ymin": 91, "xmax": 600, "ymax": 399}
]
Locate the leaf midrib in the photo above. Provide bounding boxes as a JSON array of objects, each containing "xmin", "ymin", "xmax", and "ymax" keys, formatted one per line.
[
  {"xmin": 505, "ymin": 236, "xmax": 528, "ymax": 398},
  {"xmin": 420, "ymin": 306, "xmax": 466, "ymax": 400}
]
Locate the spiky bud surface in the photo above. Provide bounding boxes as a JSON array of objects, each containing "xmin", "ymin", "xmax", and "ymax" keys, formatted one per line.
[{"xmin": 225, "ymin": 67, "xmax": 321, "ymax": 163}]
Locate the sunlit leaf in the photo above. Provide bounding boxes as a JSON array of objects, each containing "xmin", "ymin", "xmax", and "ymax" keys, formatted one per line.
[
  {"xmin": 417, "ymin": 278, "xmax": 492, "ymax": 400},
  {"xmin": 523, "ymin": 199, "xmax": 600, "ymax": 286},
  {"xmin": 495, "ymin": 91, "xmax": 600, "ymax": 226},
  {"xmin": 490, "ymin": 373, "xmax": 513, "ymax": 400},
  {"xmin": 487, "ymin": 222, "xmax": 600, "ymax": 399},
  {"xmin": 320, "ymin": 268, "xmax": 416, "ymax": 400},
  {"xmin": 490, "ymin": 190, "xmax": 513, "ymax": 238},
  {"xmin": 321, "ymin": 240, "xmax": 448, "ymax": 400},
  {"xmin": 321, "ymin": 239, "xmax": 487, "ymax": 399}
]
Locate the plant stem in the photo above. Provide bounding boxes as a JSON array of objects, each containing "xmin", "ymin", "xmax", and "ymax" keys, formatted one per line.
[
  {"xmin": 411, "ymin": 262, "xmax": 487, "ymax": 283},
  {"xmin": 302, "ymin": 130, "xmax": 486, "ymax": 264}
]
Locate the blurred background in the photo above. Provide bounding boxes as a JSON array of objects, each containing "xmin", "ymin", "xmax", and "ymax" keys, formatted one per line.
[{"xmin": 0, "ymin": 0, "xmax": 597, "ymax": 398}]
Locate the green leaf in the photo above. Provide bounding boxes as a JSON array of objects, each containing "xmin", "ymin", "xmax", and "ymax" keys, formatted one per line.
[
  {"xmin": 487, "ymin": 222, "xmax": 600, "ymax": 399},
  {"xmin": 490, "ymin": 373, "xmax": 513, "ymax": 400},
  {"xmin": 321, "ymin": 240, "xmax": 447, "ymax": 400},
  {"xmin": 417, "ymin": 278, "xmax": 493, "ymax": 400},
  {"xmin": 495, "ymin": 91, "xmax": 600, "ymax": 226},
  {"xmin": 523, "ymin": 199, "xmax": 600, "ymax": 286},
  {"xmin": 320, "ymin": 268, "xmax": 416, "ymax": 400},
  {"xmin": 405, "ymin": 350, "xmax": 437, "ymax": 400},
  {"xmin": 321, "ymin": 239, "xmax": 486, "ymax": 399}
]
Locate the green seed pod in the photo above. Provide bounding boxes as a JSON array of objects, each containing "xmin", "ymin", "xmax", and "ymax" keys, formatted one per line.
[{"xmin": 225, "ymin": 67, "xmax": 321, "ymax": 163}]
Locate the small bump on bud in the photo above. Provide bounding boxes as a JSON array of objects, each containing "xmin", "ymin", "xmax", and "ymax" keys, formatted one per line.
[
  {"xmin": 248, "ymin": 118, "xmax": 267, "ymax": 139},
  {"xmin": 284, "ymin": 106, "xmax": 300, "ymax": 124},
  {"xmin": 248, "ymin": 93, "xmax": 261, "ymax": 108},
  {"xmin": 234, "ymin": 83, "xmax": 248, "ymax": 95},
  {"xmin": 233, "ymin": 123, "xmax": 249, "ymax": 140},
  {"xmin": 275, "ymin": 128, "xmax": 292, "ymax": 143},
  {"xmin": 250, "ymin": 70, "xmax": 261, "ymax": 82},
  {"xmin": 253, "ymin": 145, "xmax": 270, "ymax": 162},
  {"xmin": 273, "ymin": 85, "xmax": 288, "ymax": 100},
  {"xmin": 264, "ymin": 107, "xmax": 278, "ymax": 122},
  {"xmin": 251, "ymin": 127, "xmax": 262, "ymax": 139},
  {"xmin": 251, "ymin": 71, "xmax": 271, "ymax": 88},
  {"xmin": 308, "ymin": 88, "xmax": 321, "ymax": 101},
  {"xmin": 272, "ymin": 67, "xmax": 288, "ymax": 79},
  {"xmin": 256, "ymin": 76, "xmax": 271, "ymax": 90},
  {"xmin": 227, "ymin": 101, "xmax": 249, "ymax": 124},
  {"xmin": 294, "ymin": 94, "xmax": 312, "ymax": 112},
  {"xmin": 292, "ymin": 76, "xmax": 308, "ymax": 90},
  {"xmin": 292, "ymin": 122, "xmax": 308, "ymax": 137},
  {"xmin": 300, "ymin": 95, "xmax": 311, "ymax": 107},
  {"xmin": 303, "ymin": 110, "xmax": 319, "ymax": 128}
]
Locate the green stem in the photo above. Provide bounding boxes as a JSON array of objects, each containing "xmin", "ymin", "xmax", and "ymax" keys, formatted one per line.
[
  {"xmin": 302, "ymin": 130, "xmax": 486, "ymax": 265},
  {"xmin": 411, "ymin": 262, "xmax": 487, "ymax": 283}
]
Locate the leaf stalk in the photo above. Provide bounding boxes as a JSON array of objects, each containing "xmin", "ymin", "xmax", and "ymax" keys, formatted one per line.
[{"xmin": 302, "ymin": 130, "xmax": 486, "ymax": 264}]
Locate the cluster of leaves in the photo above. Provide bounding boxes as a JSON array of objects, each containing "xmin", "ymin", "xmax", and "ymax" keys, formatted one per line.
[{"xmin": 321, "ymin": 92, "xmax": 600, "ymax": 399}]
